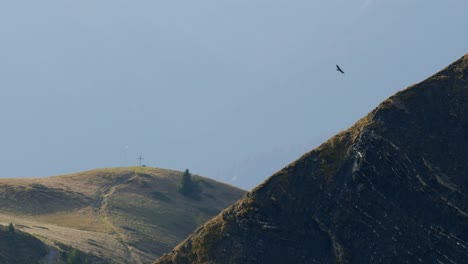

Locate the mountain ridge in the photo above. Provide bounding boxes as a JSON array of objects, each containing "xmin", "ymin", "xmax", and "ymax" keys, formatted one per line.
[
  {"xmin": 154, "ymin": 54, "xmax": 468, "ymax": 263},
  {"xmin": 0, "ymin": 166, "xmax": 246, "ymax": 263}
]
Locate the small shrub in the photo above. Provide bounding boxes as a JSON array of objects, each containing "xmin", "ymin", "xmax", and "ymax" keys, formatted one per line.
[
  {"xmin": 8, "ymin": 223, "xmax": 15, "ymax": 233},
  {"xmin": 67, "ymin": 248, "xmax": 88, "ymax": 264},
  {"xmin": 151, "ymin": 191, "xmax": 171, "ymax": 202}
]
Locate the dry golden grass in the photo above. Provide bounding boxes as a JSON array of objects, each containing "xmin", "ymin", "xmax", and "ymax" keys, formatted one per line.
[{"xmin": 0, "ymin": 167, "xmax": 245, "ymax": 264}]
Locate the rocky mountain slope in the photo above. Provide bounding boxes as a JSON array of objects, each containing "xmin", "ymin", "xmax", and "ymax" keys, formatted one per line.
[
  {"xmin": 0, "ymin": 167, "xmax": 245, "ymax": 263},
  {"xmin": 154, "ymin": 54, "xmax": 468, "ymax": 264}
]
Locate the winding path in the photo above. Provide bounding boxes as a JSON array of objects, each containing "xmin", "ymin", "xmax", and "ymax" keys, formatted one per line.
[{"xmin": 93, "ymin": 173, "xmax": 140, "ymax": 264}]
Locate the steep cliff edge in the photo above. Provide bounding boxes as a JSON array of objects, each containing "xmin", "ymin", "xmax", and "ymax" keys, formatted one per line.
[{"xmin": 155, "ymin": 54, "xmax": 468, "ymax": 264}]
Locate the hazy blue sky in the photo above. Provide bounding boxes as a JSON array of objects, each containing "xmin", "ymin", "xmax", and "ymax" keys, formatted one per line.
[{"xmin": 0, "ymin": 1, "xmax": 467, "ymax": 189}]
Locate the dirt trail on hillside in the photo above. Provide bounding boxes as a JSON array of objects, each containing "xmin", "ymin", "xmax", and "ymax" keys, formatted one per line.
[{"xmin": 92, "ymin": 173, "xmax": 140, "ymax": 264}]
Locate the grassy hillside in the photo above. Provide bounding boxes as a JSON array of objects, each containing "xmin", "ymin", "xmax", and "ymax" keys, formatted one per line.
[
  {"xmin": 0, "ymin": 224, "xmax": 48, "ymax": 264},
  {"xmin": 0, "ymin": 224, "xmax": 108, "ymax": 264},
  {"xmin": 0, "ymin": 167, "xmax": 245, "ymax": 264}
]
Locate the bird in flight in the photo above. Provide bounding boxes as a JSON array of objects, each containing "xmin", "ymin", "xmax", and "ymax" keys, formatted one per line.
[{"xmin": 336, "ymin": 65, "xmax": 344, "ymax": 74}]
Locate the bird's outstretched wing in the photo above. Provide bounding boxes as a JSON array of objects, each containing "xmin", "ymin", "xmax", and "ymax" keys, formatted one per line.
[{"xmin": 336, "ymin": 65, "xmax": 344, "ymax": 74}]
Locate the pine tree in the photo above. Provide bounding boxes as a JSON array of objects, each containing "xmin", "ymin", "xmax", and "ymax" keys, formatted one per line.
[
  {"xmin": 179, "ymin": 169, "xmax": 192, "ymax": 195},
  {"xmin": 179, "ymin": 169, "xmax": 200, "ymax": 198},
  {"xmin": 8, "ymin": 222, "xmax": 15, "ymax": 233}
]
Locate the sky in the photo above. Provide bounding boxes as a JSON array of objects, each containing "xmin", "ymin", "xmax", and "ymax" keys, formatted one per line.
[{"xmin": 0, "ymin": 1, "xmax": 467, "ymax": 190}]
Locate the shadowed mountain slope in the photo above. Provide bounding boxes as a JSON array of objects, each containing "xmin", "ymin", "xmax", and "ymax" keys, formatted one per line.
[
  {"xmin": 0, "ymin": 167, "xmax": 245, "ymax": 264},
  {"xmin": 0, "ymin": 224, "xmax": 48, "ymax": 264},
  {"xmin": 155, "ymin": 54, "xmax": 468, "ymax": 264},
  {"xmin": 0, "ymin": 224, "xmax": 103, "ymax": 264}
]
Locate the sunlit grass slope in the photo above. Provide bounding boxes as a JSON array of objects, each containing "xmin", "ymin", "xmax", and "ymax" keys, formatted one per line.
[{"xmin": 0, "ymin": 167, "xmax": 245, "ymax": 264}]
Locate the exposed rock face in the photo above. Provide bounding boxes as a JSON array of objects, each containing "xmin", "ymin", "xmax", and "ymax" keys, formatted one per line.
[{"xmin": 154, "ymin": 54, "xmax": 468, "ymax": 264}]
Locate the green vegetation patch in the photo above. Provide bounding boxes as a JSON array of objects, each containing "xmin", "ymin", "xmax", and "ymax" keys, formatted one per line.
[
  {"xmin": 317, "ymin": 131, "xmax": 352, "ymax": 181},
  {"xmin": 179, "ymin": 169, "xmax": 202, "ymax": 199},
  {"xmin": 30, "ymin": 183, "xmax": 49, "ymax": 190},
  {"xmin": 151, "ymin": 191, "xmax": 172, "ymax": 202},
  {"xmin": 66, "ymin": 248, "xmax": 89, "ymax": 264}
]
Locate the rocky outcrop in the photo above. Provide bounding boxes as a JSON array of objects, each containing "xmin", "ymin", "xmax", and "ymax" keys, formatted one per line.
[{"xmin": 154, "ymin": 54, "xmax": 468, "ymax": 264}]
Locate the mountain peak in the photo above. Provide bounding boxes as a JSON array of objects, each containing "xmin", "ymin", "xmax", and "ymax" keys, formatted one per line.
[{"xmin": 154, "ymin": 54, "xmax": 468, "ymax": 263}]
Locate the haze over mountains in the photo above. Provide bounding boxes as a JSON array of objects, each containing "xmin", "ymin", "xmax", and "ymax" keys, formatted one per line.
[
  {"xmin": 0, "ymin": 167, "xmax": 245, "ymax": 263},
  {"xmin": 0, "ymin": 54, "xmax": 466, "ymax": 263},
  {"xmin": 155, "ymin": 56, "xmax": 468, "ymax": 264},
  {"xmin": 2, "ymin": 2, "xmax": 467, "ymax": 190}
]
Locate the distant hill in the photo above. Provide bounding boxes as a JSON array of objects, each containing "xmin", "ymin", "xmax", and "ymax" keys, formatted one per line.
[
  {"xmin": 154, "ymin": 55, "xmax": 468, "ymax": 264},
  {"xmin": 0, "ymin": 167, "xmax": 245, "ymax": 264}
]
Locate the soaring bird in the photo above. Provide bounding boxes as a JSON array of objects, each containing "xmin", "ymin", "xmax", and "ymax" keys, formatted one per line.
[{"xmin": 336, "ymin": 65, "xmax": 344, "ymax": 74}]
